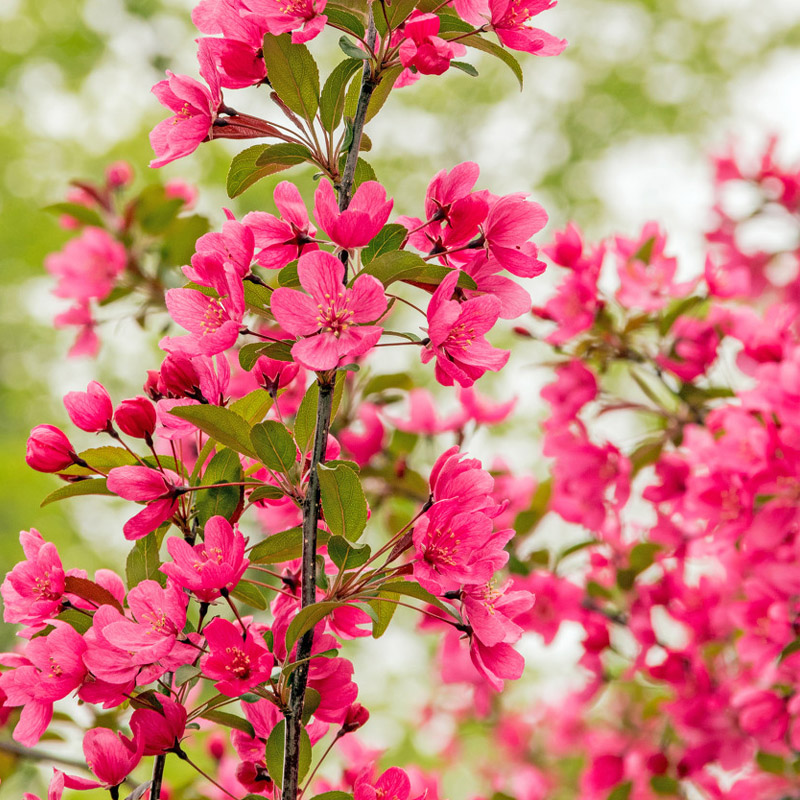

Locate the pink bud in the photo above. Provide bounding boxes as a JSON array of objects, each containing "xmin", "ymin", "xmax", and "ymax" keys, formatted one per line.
[
  {"xmin": 207, "ymin": 731, "xmax": 226, "ymax": 761},
  {"xmin": 114, "ymin": 396, "xmax": 156, "ymax": 439},
  {"xmin": 106, "ymin": 160, "xmax": 134, "ymax": 188},
  {"xmin": 82, "ymin": 727, "xmax": 142, "ymax": 788},
  {"xmin": 143, "ymin": 369, "xmax": 162, "ymax": 400},
  {"xmin": 25, "ymin": 425, "xmax": 77, "ymax": 472},
  {"xmin": 158, "ymin": 354, "xmax": 200, "ymax": 398},
  {"xmin": 130, "ymin": 696, "xmax": 187, "ymax": 756},
  {"xmin": 340, "ymin": 702, "xmax": 370, "ymax": 734},
  {"xmin": 165, "ymin": 179, "xmax": 198, "ymax": 209},
  {"xmin": 63, "ymin": 381, "xmax": 113, "ymax": 433}
]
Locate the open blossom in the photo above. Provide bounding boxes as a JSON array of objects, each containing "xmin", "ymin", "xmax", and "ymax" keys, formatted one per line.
[
  {"xmin": 488, "ymin": 0, "xmax": 567, "ymax": 56},
  {"xmin": 421, "ymin": 269, "xmax": 509, "ymax": 387},
  {"xmin": 201, "ymin": 618, "xmax": 274, "ymax": 696},
  {"xmin": 462, "ymin": 581, "xmax": 534, "ymax": 648},
  {"xmin": 54, "ymin": 301, "xmax": 100, "ymax": 358},
  {"xmin": 243, "ymin": 181, "xmax": 318, "ymax": 269},
  {"xmin": 271, "ymin": 250, "xmax": 387, "ymax": 371},
  {"xmin": 396, "ymin": 12, "xmax": 466, "ymax": 75},
  {"xmin": 161, "ymin": 515, "xmax": 249, "ymax": 601},
  {"xmin": 354, "ymin": 767, "xmax": 414, "ymax": 800},
  {"xmin": 63, "ymin": 380, "xmax": 113, "ymax": 432},
  {"xmin": 412, "ymin": 498, "xmax": 511, "ymax": 593},
  {"xmin": 82, "ymin": 727, "xmax": 143, "ymax": 789},
  {"xmin": 242, "ymin": 0, "xmax": 328, "ymax": 44},
  {"xmin": 150, "ymin": 38, "xmax": 223, "ymax": 168},
  {"xmin": 314, "ymin": 180, "xmax": 393, "ymax": 250},
  {"xmin": 183, "ymin": 217, "xmax": 255, "ymax": 291},
  {"xmin": 106, "ymin": 466, "xmax": 185, "ymax": 540},
  {"xmin": 1, "ymin": 529, "xmax": 65, "ymax": 630},
  {"xmin": 44, "ymin": 227, "xmax": 127, "ymax": 302},
  {"xmin": 482, "ymin": 193, "xmax": 548, "ymax": 277}
]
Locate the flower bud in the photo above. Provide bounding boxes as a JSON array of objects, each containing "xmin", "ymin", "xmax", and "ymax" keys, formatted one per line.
[
  {"xmin": 130, "ymin": 696, "xmax": 187, "ymax": 756},
  {"xmin": 63, "ymin": 381, "xmax": 113, "ymax": 432},
  {"xmin": 26, "ymin": 425, "xmax": 77, "ymax": 472},
  {"xmin": 114, "ymin": 396, "xmax": 156, "ymax": 439},
  {"xmin": 159, "ymin": 354, "xmax": 201, "ymax": 399},
  {"xmin": 106, "ymin": 160, "xmax": 134, "ymax": 188},
  {"xmin": 236, "ymin": 761, "xmax": 273, "ymax": 794},
  {"xmin": 143, "ymin": 369, "xmax": 162, "ymax": 400},
  {"xmin": 340, "ymin": 702, "xmax": 370, "ymax": 735},
  {"xmin": 255, "ymin": 355, "xmax": 300, "ymax": 392}
]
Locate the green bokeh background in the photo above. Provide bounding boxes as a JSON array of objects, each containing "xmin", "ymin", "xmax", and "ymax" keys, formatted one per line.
[{"xmin": 0, "ymin": 0, "xmax": 798, "ymax": 794}]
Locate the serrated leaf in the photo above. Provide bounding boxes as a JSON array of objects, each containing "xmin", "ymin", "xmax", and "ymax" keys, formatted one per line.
[
  {"xmin": 318, "ymin": 463, "xmax": 368, "ymax": 541},
  {"xmin": 200, "ymin": 709, "xmax": 255, "ymax": 737},
  {"xmin": 41, "ymin": 478, "xmax": 114, "ymax": 507},
  {"xmin": 362, "ymin": 223, "xmax": 408, "ymax": 265},
  {"xmin": 250, "ymin": 527, "xmax": 329, "ymax": 564},
  {"xmin": 320, "ymin": 59, "xmax": 364, "ymax": 133},
  {"xmin": 196, "ymin": 448, "xmax": 243, "ymax": 525},
  {"xmin": 126, "ymin": 529, "xmax": 166, "ymax": 588},
  {"xmin": 230, "ymin": 580, "xmax": 268, "ymax": 610},
  {"xmin": 229, "ymin": 389, "xmax": 274, "ymax": 425},
  {"xmin": 265, "ymin": 720, "xmax": 312, "ymax": 790},
  {"xmin": 169, "ymin": 404, "xmax": 257, "ymax": 459},
  {"xmin": 370, "ymin": 590, "xmax": 397, "ymax": 638},
  {"xmin": 251, "ymin": 420, "xmax": 297, "ymax": 474},
  {"xmin": 44, "ymin": 202, "xmax": 105, "ymax": 227},
  {"xmin": 446, "ymin": 33, "xmax": 523, "ymax": 89},
  {"xmin": 285, "ymin": 601, "xmax": 344, "ymax": 654},
  {"xmin": 174, "ymin": 664, "xmax": 202, "ymax": 686},
  {"xmin": 339, "ymin": 36, "xmax": 369, "ymax": 59},
  {"xmin": 227, "ymin": 143, "xmax": 311, "ymax": 198},
  {"xmin": 64, "ymin": 576, "xmax": 123, "ymax": 612},
  {"xmin": 325, "ymin": 4, "xmax": 366, "ymax": 37},
  {"xmin": 450, "ymin": 60, "xmax": 479, "ymax": 76},
  {"xmin": 328, "ymin": 534, "xmax": 371, "ymax": 570},
  {"xmin": 262, "ymin": 34, "xmax": 320, "ymax": 122}
]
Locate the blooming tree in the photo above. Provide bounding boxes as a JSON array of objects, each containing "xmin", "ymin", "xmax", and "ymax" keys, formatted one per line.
[{"xmin": 4, "ymin": 1, "xmax": 800, "ymax": 799}]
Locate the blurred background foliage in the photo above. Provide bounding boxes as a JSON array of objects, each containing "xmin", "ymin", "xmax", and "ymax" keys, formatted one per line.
[
  {"xmin": 1, "ymin": 0, "xmax": 799, "ymax": 629},
  {"xmin": 0, "ymin": 0, "xmax": 799, "ymax": 795}
]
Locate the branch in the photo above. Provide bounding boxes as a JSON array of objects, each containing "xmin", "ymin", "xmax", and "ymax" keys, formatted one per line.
[{"xmin": 281, "ymin": 374, "xmax": 336, "ymax": 800}]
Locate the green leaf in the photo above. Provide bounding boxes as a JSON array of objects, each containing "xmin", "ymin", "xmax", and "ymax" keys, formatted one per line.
[
  {"xmin": 251, "ymin": 420, "xmax": 297, "ymax": 474},
  {"xmin": 249, "ymin": 484, "xmax": 287, "ymax": 503},
  {"xmin": 435, "ymin": 11, "xmax": 474, "ymax": 33},
  {"xmin": 285, "ymin": 601, "xmax": 344, "ymax": 654},
  {"xmin": 230, "ymin": 580, "xmax": 268, "ymax": 610},
  {"xmin": 336, "ymin": 154, "xmax": 377, "ymax": 189},
  {"xmin": 779, "ymin": 639, "xmax": 800, "ymax": 663},
  {"xmin": 363, "ymin": 371, "xmax": 414, "ymax": 395},
  {"xmin": 196, "ymin": 448, "xmax": 243, "ymax": 525},
  {"xmin": 629, "ymin": 542, "xmax": 660, "ymax": 573},
  {"xmin": 373, "ymin": 0, "xmax": 418, "ymax": 30},
  {"xmin": 370, "ymin": 590, "xmax": 398, "ymax": 638},
  {"xmin": 309, "ymin": 793, "xmax": 354, "ymax": 800},
  {"xmin": 362, "ymin": 223, "xmax": 408, "ymax": 265},
  {"xmin": 126, "ymin": 529, "xmax": 166, "ymax": 588},
  {"xmin": 302, "ymin": 687, "xmax": 322, "ymax": 723},
  {"xmin": 227, "ymin": 142, "xmax": 311, "ymax": 198},
  {"xmin": 513, "ymin": 477, "xmax": 552, "ymax": 535},
  {"xmin": 325, "ymin": 5, "xmax": 366, "ymax": 37},
  {"xmin": 41, "ymin": 478, "xmax": 114, "ymax": 507},
  {"xmin": 43, "ymin": 201, "xmax": 104, "ymax": 227},
  {"xmin": 262, "ymin": 34, "xmax": 320, "ymax": 122},
  {"xmin": 317, "ymin": 463, "xmax": 368, "ymax": 541},
  {"xmin": 659, "ymin": 295, "xmax": 707, "ymax": 336},
  {"xmin": 649, "ymin": 775, "xmax": 680, "ymax": 795},
  {"xmin": 448, "ymin": 33, "xmax": 523, "ymax": 89},
  {"xmin": 294, "ymin": 381, "xmax": 321, "ymax": 456},
  {"xmin": 250, "ymin": 527, "xmax": 329, "ymax": 564},
  {"xmin": 365, "ymin": 65, "xmax": 403, "ymax": 122},
  {"xmin": 174, "ymin": 664, "xmax": 202, "ymax": 686},
  {"xmin": 450, "ymin": 60, "xmax": 479, "ymax": 77},
  {"xmin": 169, "ymin": 404, "xmax": 257, "ymax": 459},
  {"xmin": 229, "ymin": 389, "xmax": 274, "ymax": 425},
  {"xmin": 60, "ymin": 446, "xmax": 138, "ymax": 476},
  {"xmin": 135, "ymin": 184, "xmax": 184, "ymax": 233},
  {"xmin": 756, "ymin": 751, "xmax": 786, "ymax": 775},
  {"xmin": 266, "ymin": 720, "xmax": 312, "ymax": 790},
  {"xmin": 200, "ymin": 709, "xmax": 255, "ymax": 737},
  {"xmin": 358, "ymin": 251, "xmax": 476, "ymax": 289},
  {"xmin": 328, "ymin": 534, "xmax": 371, "ymax": 570},
  {"xmin": 243, "ymin": 280, "xmax": 272, "ymax": 315},
  {"xmin": 338, "ymin": 36, "xmax": 369, "ymax": 59},
  {"xmin": 320, "ymin": 59, "xmax": 365, "ymax": 133},
  {"xmin": 606, "ymin": 783, "xmax": 632, "ymax": 800},
  {"xmin": 278, "ymin": 262, "xmax": 301, "ymax": 287},
  {"xmin": 55, "ymin": 608, "xmax": 92, "ymax": 635},
  {"xmin": 161, "ymin": 214, "xmax": 211, "ymax": 266},
  {"xmin": 379, "ymin": 580, "xmax": 449, "ymax": 612}
]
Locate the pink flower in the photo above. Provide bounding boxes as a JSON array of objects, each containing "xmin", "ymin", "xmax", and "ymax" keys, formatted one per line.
[
  {"xmin": 106, "ymin": 466, "xmax": 185, "ymax": 540},
  {"xmin": 106, "ymin": 160, "xmax": 134, "ymax": 188},
  {"xmin": 339, "ymin": 403, "xmax": 385, "ymax": 467},
  {"xmin": 469, "ymin": 637, "xmax": 525, "ymax": 691},
  {"xmin": 314, "ymin": 180, "xmax": 393, "ymax": 250},
  {"xmin": 82, "ymin": 727, "xmax": 143, "ymax": 789},
  {"xmin": 201, "ymin": 617, "xmax": 274, "ymax": 696},
  {"xmin": 421, "ymin": 270, "xmax": 509, "ymax": 387},
  {"xmin": 270, "ymin": 250, "xmax": 387, "ymax": 371},
  {"xmin": 45, "ymin": 227, "xmax": 127, "ymax": 302},
  {"xmin": 397, "ymin": 12, "xmax": 466, "ymax": 75},
  {"xmin": 183, "ymin": 217, "xmax": 255, "ymax": 291},
  {"xmin": 655, "ymin": 316, "xmax": 720, "ymax": 381},
  {"xmin": 150, "ymin": 39, "xmax": 223, "ymax": 168},
  {"xmin": 242, "ymin": 0, "xmax": 328, "ymax": 44},
  {"xmin": 412, "ymin": 499, "xmax": 510, "ymax": 593},
  {"xmin": 114, "ymin": 396, "xmax": 157, "ymax": 440},
  {"xmin": 429, "ymin": 445, "xmax": 503, "ymax": 516},
  {"xmin": 53, "ymin": 301, "xmax": 100, "ymax": 358},
  {"xmin": 488, "ymin": 0, "xmax": 567, "ymax": 56},
  {"xmin": 63, "ymin": 380, "xmax": 113, "ymax": 433},
  {"xmin": 1, "ymin": 529, "xmax": 65, "ymax": 630},
  {"xmin": 482, "ymin": 193, "xmax": 548, "ymax": 277},
  {"xmin": 354, "ymin": 767, "xmax": 413, "ymax": 800},
  {"xmin": 458, "ymin": 385, "xmax": 516, "ymax": 425},
  {"xmin": 462, "ymin": 581, "xmax": 533, "ymax": 647},
  {"xmin": 161, "ymin": 515, "xmax": 249, "ymax": 601},
  {"xmin": 130, "ymin": 695, "xmax": 188, "ymax": 755},
  {"xmin": 25, "ymin": 425, "xmax": 78, "ymax": 473},
  {"xmin": 243, "ymin": 181, "xmax": 319, "ymax": 269},
  {"xmin": 540, "ymin": 360, "xmax": 598, "ymax": 425}
]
